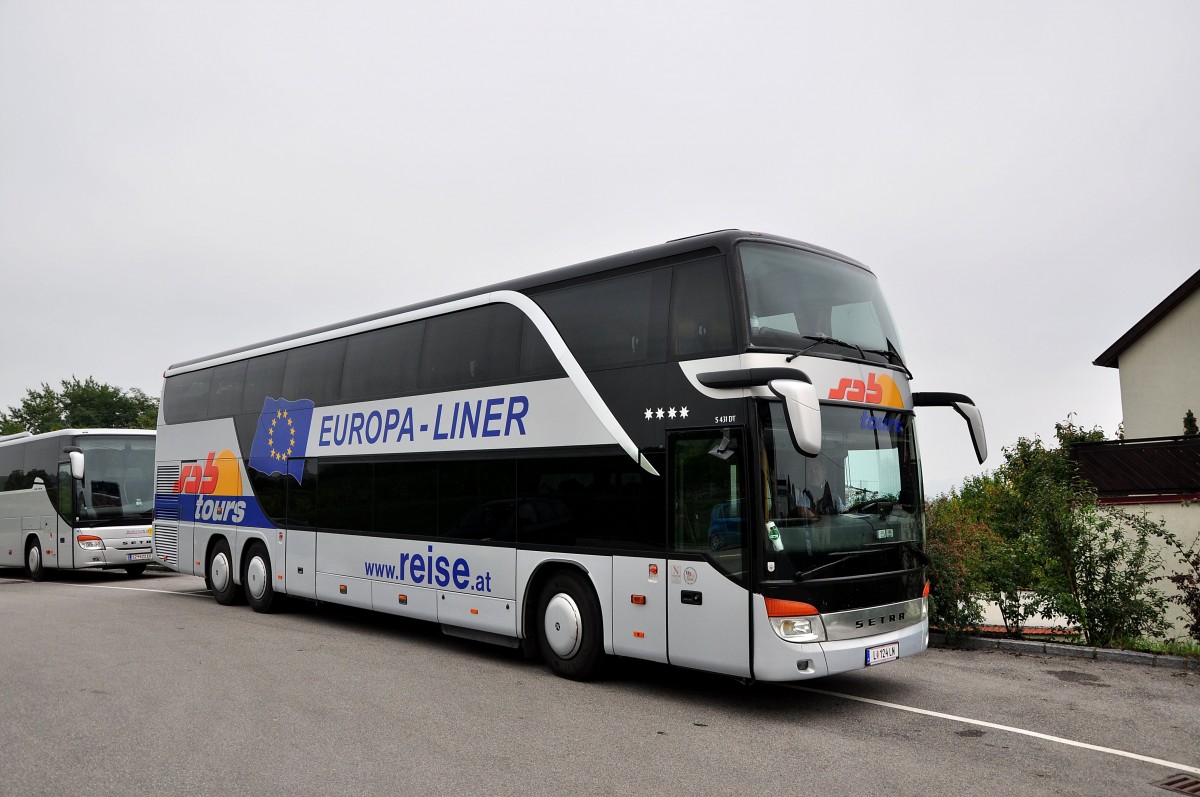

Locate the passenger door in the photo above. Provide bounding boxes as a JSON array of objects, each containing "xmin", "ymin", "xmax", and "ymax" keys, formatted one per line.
[{"xmin": 666, "ymin": 430, "xmax": 751, "ymax": 677}]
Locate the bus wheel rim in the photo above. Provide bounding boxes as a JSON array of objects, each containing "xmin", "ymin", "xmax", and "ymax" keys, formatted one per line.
[
  {"xmin": 246, "ymin": 555, "xmax": 268, "ymax": 601},
  {"xmin": 28, "ymin": 545, "xmax": 40, "ymax": 574},
  {"xmin": 544, "ymin": 593, "xmax": 582, "ymax": 659},
  {"xmin": 211, "ymin": 552, "xmax": 231, "ymax": 593}
]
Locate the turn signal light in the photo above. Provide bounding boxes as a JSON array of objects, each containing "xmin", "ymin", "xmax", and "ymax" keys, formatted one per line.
[
  {"xmin": 922, "ymin": 581, "xmax": 931, "ymax": 597},
  {"xmin": 631, "ymin": 595, "xmax": 646, "ymax": 605},
  {"xmin": 764, "ymin": 597, "xmax": 819, "ymax": 617}
]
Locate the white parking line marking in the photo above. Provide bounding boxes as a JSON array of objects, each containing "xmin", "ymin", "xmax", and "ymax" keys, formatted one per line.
[
  {"xmin": 787, "ymin": 685, "xmax": 1200, "ymax": 776},
  {"xmin": 64, "ymin": 582, "xmax": 211, "ymax": 598}
]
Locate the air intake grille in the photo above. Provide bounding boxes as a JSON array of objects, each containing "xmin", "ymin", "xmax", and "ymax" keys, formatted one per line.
[
  {"xmin": 153, "ymin": 521, "xmax": 178, "ymax": 567},
  {"xmin": 155, "ymin": 465, "xmax": 181, "ymax": 521}
]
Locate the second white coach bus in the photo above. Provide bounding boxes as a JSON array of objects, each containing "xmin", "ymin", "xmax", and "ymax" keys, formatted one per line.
[
  {"xmin": 1, "ymin": 429, "xmax": 155, "ymax": 578},
  {"xmin": 154, "ymin": 230, "xmax": 985, "ymax": 681}
]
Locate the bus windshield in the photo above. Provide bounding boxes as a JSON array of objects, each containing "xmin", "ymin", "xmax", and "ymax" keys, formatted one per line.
[
  {"xmin": 77, "ymin": 436, "xmax": 155, "ymax": 525},
  {"xmin": 759, "ymin": 402, "xmax": 923, "ymax": 579},
  {"xmin": 739, "ymin": 241, "xmax": 905, "ymax": 360}
]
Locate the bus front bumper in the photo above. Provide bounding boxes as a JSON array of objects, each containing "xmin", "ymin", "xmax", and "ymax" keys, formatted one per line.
[{"xmin": 751, "ymin": 595, "xmax": 929, "ymax": 681}]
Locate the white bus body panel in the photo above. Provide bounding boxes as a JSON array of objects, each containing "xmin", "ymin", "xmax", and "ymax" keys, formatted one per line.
[
  {"xmin": 611, "ymin": 556, "xmax": 668, "ymax": 663},
  {"xmin": 667, "ymin": 559, "xmax": 750, "ymax": 677},
  {"xmin": 285, "ymin": 529, "xmax": 317, "ymax": 599}
]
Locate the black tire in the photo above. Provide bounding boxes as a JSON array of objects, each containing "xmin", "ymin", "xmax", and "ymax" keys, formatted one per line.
[
  {"xmin": 242, "ymin": 542, "xmax": 279, "ymax": 613},
  {"xmin": 24, "ymin": 537, "xmax": 46, "ymax": 582},
  {"xmin": 536, "ymin": 570, "xmax": 605, "ymax": 681},
  {"xmin": 208, "ymin": 537, "xmax": 243, "ymax": 606},
  {"xmin": 125, "ymin": 564, "xmax": 147, "ymax": 576}
]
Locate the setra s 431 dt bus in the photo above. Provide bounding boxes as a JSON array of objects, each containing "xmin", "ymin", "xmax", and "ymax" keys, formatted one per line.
[{"xmin": 154, "ymin": 230, "xmax": 985, "ymax": 681}]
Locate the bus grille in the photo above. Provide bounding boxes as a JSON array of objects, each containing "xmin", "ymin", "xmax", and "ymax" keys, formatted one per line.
[
  {"xmin": 154, "ymin": 465, "xmax": 181, "ymax": 521},
  {"xmin": 153, "ymin": 521, "xmax": 178, "ymax": 567}
]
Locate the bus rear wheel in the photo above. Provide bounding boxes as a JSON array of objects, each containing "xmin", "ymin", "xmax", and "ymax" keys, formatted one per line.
[
  {"xmin": 536, "ymin": 570, "xmax": 605, "ymax": 681},
  {"xmin": 208, "ymin": 538, "xmax": 243, "ymax": 606},
  {"xmin": 24, "ymin": 538, "xmax": 46, "ymax": 582},
  {"xmin": 243, "ymin": 542, "xmax": 279, "ymax": 613}
]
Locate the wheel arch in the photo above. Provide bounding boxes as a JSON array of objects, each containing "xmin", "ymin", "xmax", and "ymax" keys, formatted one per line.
[{"xmin": 520, "ymin": 559, "xmax": 596, "ymax": 644}]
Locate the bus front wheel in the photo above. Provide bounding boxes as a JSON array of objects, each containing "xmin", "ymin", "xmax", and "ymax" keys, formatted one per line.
[
  {"xmin": 24, "ymin": 538, "xmax": 46, "ymax": 582},
  {"xmin": 208, "ymin": 538, "xmax": 243, "ymax": 606},
  {"xmin": 536, "ymin": 570, "xmax": 605, "ymax": 681},
  {"xmin": 243, "ymin": 542, "xmax": 279, "ymax": 613}
]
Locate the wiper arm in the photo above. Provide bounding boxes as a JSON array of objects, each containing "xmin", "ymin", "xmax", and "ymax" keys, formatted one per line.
[
  {"xmin": 862, "ymin": 539, "xmax": 932, "ymax": 567},
  {"xmin": 862, "ymin": 338, "xmax": 913, "ymax": 378},
  {"xmin": 787, "ymin": 334, "xmax": 866, "ymax": 362},
  {"xmin": 796, "ymin": 550, "xmax": 865, "ymax": 581}
]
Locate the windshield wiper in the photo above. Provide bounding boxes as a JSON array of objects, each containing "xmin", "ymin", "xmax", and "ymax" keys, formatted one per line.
[
  {"xmin": 862, "ymin": 539, "xmax": 932, "ymax": 566},
  {"xmin": 795, "ymin": 550, "xmax": 867, "ymax": 581},
  {"xmin": 787, "ymin": 334, "xmax": 866, "ymax": 362},
  {"xmin": 862, "ymin": 338, "xmax": 913, "ymax": 378}
]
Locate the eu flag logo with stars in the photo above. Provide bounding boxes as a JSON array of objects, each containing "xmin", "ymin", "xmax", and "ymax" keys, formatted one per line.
[{"xmin": 248, "ymin": 397, "xmax": 314, "ymax": 484}]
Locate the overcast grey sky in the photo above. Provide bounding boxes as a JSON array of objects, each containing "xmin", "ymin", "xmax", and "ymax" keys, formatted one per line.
[{"xmin": 2, "ymin": 1, "xmax": 1198, "ymax": 495}]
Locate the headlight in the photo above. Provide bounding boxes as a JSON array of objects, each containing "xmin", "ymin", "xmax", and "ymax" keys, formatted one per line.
[
  {"xmin": 78, "ymin": 535, "xmax": 105, "ymax": 551},
  {"xmin": 769, "ymin": 615, "xmax": 827, "ymax": 643},
  {"xmin": 765, "ymin": 597, "xmax": 826, "ymax": 643}
]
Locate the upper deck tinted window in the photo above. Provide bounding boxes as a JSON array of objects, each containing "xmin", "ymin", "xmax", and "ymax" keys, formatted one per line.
[
  {"xmin": 241, "ymin": 352, "xmax": 286, "ymax": 414},
  {"xmin": 533, "ymin": 269, "xmax": 670, "ymax": 371},
  {"xmin": 283, "ymin": 339, "xmax": 347, "ymax": 406},
  {"xmin": 420, "ymin": 305, "xmax": 523, "ymax": 390},
  {"xmin": 671, "ymin": 256, "xmax": 735, "ymax": 358},
  {"xmin": 163, "ymin": 369, "xmax": 212, "ymax": 424},
  {"xmin": 342, "ymin": 321, "xmax": 424, "ymax": 401}
]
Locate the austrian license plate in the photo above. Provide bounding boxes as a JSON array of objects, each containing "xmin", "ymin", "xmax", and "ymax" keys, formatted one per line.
[
  {"xmin": 865, "ymin": 642, "xmax": 899, "ymax": 666},
  {"xmin": 127, "ymin": 553, "xmax": 152, "ymax": 562}
]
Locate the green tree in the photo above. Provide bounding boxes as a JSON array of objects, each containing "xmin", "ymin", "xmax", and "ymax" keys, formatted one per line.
[
  {"xmin": 1184, "ymin": 409, "xmax": 1198, "ymax": 437},
  {"xmin": 0, "ymin": 377, "xmax": 157, "ymax": 434},
  {"xmin": 925, "ymin": 475, "xmax": 1001, "ymax": 634},
  {"xmin": 927, "ymin": 417, "xmax": 1168, "ymax": 646}
]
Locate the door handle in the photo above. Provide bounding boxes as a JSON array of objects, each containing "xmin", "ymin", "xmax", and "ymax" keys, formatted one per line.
[{"xmin": 680, "ymin": 590, "xmax": 703, "ymax": 606}]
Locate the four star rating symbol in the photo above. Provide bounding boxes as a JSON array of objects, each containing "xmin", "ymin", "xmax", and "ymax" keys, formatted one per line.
[{"xmin": 644, "ymin": 406, "xmax": 689, "ymax": 421}]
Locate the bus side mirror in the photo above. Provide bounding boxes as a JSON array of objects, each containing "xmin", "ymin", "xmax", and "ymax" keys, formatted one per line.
[
  {"xmin": 912, "ymin": 392, "xmax": 988, "ymax": 464},
  {"xmin": 65, "ymin": 448, "xmax": 85, "ymax": 481},
  {"xmin": 768, "ymin": 379, "xmax": 822, "ymax": 458}
]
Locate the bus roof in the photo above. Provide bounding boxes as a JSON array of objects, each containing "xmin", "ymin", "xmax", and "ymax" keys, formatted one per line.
[
  {"xmin": 166, "ymin": 229, "xmax": 870, "ymax": 373},
  {"xmin": 0, "ymin": 428, "xmax": 155, "ymax": 449}
]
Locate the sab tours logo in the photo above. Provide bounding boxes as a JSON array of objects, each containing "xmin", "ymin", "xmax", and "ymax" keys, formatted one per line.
[
  {"xmin": 172, "ymin": 449, "xmax": 249, "ymax": 524},
  {"xmin": 827, "ymin": 372, "xmax": 905, "ymax": 409}
]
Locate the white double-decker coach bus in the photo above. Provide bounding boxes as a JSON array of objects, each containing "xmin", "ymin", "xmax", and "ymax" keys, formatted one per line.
[
  {"xmin": 154, "ymin": 230, "xmax": 985, "ymax": 681},
  {"xmin": 1, "ymin": 429, "xmax": 156, "ymax": 579}
]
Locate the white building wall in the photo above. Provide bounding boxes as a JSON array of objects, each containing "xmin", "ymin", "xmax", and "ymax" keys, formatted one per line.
[
  {"xmin": 1118, "ymin": 289, "xmax": 1200, "ymax": 439},
  {"xmin": 1114, "ymin": 501, "xmax": 1199, "ymax": 640}
]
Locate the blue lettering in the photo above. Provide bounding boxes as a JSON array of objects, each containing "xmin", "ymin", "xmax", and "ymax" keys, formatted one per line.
[
  {"xmin": 365, "ymin": 411, "xmax": 383, "ymax": 444},
  {"xmin": 383, "ymin": 408, "xmax": 400, "ymax": 442},
  {"xmin": 459, "ymin": 400, "xmax": 482, "ymax": 439},
  {"xmin": 349, "ymin": 412, "xmax": 365, "ymax": 445},
  {"xmin": 398, "ymin": 408, "xmax": 415, "ymax": 441},
  {"xmin": 434, "ymin": 555, "xmax": 450, "ymax": 587},
  {"xmin": 397, "ymin": 552, "xmax": 410, "ymax": 580},
  {"xmin": 482, "ymin": 397, "xmax": 504, "ymax": 438},
  {"xmin": 319, "ymin": 415, "xmax": 334, "ymax": 447},
  {"xmin": 452, "ymin": 558, "xmax": 470, "ymax": 590},
  {"xmin": 333, "ymin": 414, "xmax": 348, "ymax": 446},
  {"xmin": 433, "ymin": 404, "xmax": 450, "ymax": 440},
  {"xmin": 410, "ymin": 551, "xmax": 426, "ymax": 583},
  {"xmin": 505, "ymin": 395, "xmax": 528, "ymax": 436}
]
